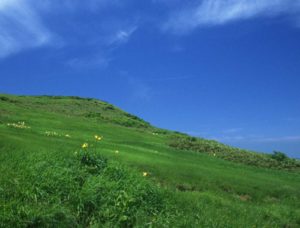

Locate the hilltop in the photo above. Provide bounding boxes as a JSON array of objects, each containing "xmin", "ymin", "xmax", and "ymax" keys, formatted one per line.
[{"xmin": 0, "ymin": 94, "xmax": 300, "ymax": 227}]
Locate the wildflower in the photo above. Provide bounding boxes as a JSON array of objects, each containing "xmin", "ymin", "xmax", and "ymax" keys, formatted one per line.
[
  {"xmin": 115, "ymin": 150, "xmax": 119, "ymax": 154},
  {"xmin": 82, "ymin": 143, "xmax": 88, "ymax": 149},
  {"xmin": 213, "ymin": 153, "xmax": 216, "ymax": 157},
  {"xmin": 44, "ymin": 131, "xmax": 59, "ymax": 136},
  {"xmin": 7, "ymin": 122, "xmax": 30, "ymax": 129},
  {"xmin": 94, "ymin": 135, "xmax": 102, "ymax": 141},
  {"xmin": 143, "ymin": 172, "xmax": 148, "ymax": 177},
  {"xmin": 65, "ymin": 134, "xmax": 71, "ymax": 138}
]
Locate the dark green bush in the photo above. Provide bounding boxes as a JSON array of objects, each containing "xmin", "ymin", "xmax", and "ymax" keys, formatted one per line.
[
  {"xmin": 271, "ymin": 151, "xmax": 288, "ymax": 162},
  {"xmin": 84, "ymin": 112, "xmax": 102, "ymax": 118},
  {"xmin": 81, "ymin": 153, "xmax": 108, "ymax": 174},
  {"xmin": 0, "ymin": 96, "xmax": 18, "ymax": 103},
  {"xmin": 103, "ymin": 104, "xmax": 115, "ymax": 111}
]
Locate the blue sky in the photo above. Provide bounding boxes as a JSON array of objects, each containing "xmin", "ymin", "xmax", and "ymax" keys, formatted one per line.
[{"xmin": 1, "ymin": 0, "xmax": 300, "ymax": 158}]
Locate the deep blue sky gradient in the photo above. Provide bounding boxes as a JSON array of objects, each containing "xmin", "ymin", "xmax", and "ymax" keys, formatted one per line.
[{"xmin": 1, "ymin": 0, "xmax": 300, "ymax": 158}]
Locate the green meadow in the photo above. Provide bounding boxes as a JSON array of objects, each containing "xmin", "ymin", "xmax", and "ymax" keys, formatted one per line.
[{"xmin": 0, "ymin": 94, "xmax": 299, "ymax": 227}]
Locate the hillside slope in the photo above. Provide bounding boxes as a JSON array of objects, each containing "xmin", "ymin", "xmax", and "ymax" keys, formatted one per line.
[{"xmin": 1, "ymin": 94, "xmax": 300, "ymax": 227}]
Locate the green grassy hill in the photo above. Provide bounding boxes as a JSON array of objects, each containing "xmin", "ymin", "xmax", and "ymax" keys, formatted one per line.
[{"xmin": 1, "ymin": 94, "xmax": 300, "ymax": 227}]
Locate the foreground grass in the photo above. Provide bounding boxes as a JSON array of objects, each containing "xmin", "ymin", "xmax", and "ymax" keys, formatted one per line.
[{"xmin": 0, "ymin": 94, "xmax": 300, "ymax": 227}]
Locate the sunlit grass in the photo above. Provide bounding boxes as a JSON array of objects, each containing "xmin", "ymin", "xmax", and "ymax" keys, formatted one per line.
[{"xmin": 0, "ymin": 94, "xmax": 299, "ymax": 227}]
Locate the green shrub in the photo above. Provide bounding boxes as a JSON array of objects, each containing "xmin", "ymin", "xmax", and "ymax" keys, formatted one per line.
[
  {"xmin": 271, "ymin": 151, "xmax": 288, "ymax": 162},
  {"xmin": 0, "ymin": 96, "xmax": 18, "ymax": 103},
  {"xmin": 80, "ymin": 152, "xmax": 108, "ymax": 174},
  {"xmin": 103, "ymin": 104, "xmax": 115, "ymax": 111},
  {"xmin": 84, "ymin": 112, "xmax": 102, "ymax": 118}
]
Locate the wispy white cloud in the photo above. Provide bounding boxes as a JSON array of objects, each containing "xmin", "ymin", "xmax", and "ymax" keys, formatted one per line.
[
  {"xmin": 87, "ymin": 0, "xmax": 122, "ymax": 11},
  {"xmin": 0, "ymin": 0, "xmax": 131, "ymax": 60},
  {"xmin": 33, "ymin": 0, "xmax": 122, "ymax": 13},
  {"xmin": 163, "ymin": 0, "xmax": 300, "ymax": 33},
  {"xmin": 107, "ymin": 26, "xmax": 138, "ymax": 46},
  {"xmin": 142, "ymin": 75, "xmax": 195, "ymax": 82},
  {"xmin": 222, "ymin": 128, "xmax": 243, "ymax": 134},
  {"xmin": 128, "ymin": 77, "xmax": 153, "ymax": 102},
  {"xmin": 255, "ymin": 136, "xmax": 300, "ymax": 143},
  {"xmin": 64, "ymin": 24, "xmax": 138, "ymax": 69},
  {"xmin": 66, "ymin": 55, "xmax": 112, "ymax": 69},
  {"xmin": 118, "ymin": 71, "xmax": 153, "ymax": 102},
  {"xmin": 212, "ymin": 134, "xmax": 300, "ymax": 143},
  {"xmin": 0, "ymin": 0, "xmax": 52, "ymax": 58}
]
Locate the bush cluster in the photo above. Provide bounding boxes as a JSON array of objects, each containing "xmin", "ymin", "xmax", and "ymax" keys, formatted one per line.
[{"xmin": 168, "ymin": 135, "xmax": 300, "ymax": 171}]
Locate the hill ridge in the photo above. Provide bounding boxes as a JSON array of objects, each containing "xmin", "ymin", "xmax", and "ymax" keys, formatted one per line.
[{"xmin": 1, "ymin": 93, "xmax": 299, "ymax": 171}]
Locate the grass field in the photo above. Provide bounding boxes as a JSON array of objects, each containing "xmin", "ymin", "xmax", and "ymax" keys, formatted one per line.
[{"xmin": 0, "ymin": 94, "xmax": 300, "ymax": 227}]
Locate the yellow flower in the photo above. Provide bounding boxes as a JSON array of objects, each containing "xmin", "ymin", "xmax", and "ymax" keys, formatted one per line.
[
  {"xmin": 94, "ymin": 135, "xmax": 102, "ymax": 141},
  {"xmin": 143, "ymin": 172, "xmax": 148, "ymax": 177},
  {"xmin": 82, "ymin": 143, "xmax": 88, "ymax": 149}
]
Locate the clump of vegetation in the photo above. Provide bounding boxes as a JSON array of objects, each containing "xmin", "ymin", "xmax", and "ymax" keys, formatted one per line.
[
  {"xmin": 0, "ymin": 96, "xmax": 18, "ymax": 103},
  {"xmin": 84, "ymin": 111, "xmax": 151, "ymax": 128},
  {"xmin": 84, "ymin": 112, "xmax": 102, "ymax": 118},
  {"xmin": 271, "ymin": 151, "xmax": 288, "ymax": 162},
  {"xmin": 103, "ymin": 104, "xmax": 115, "ymax": 111},
  {"xmin": 0, "ymin": 145, "xmax": 175, "ymax": 227},
  {"xmin": 34, "ymin": 95, "xmax": 95, "ymax": 101},
  {"xmin": 168, "ymin": 135, "xmax": 300, "ymax": 171}
]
